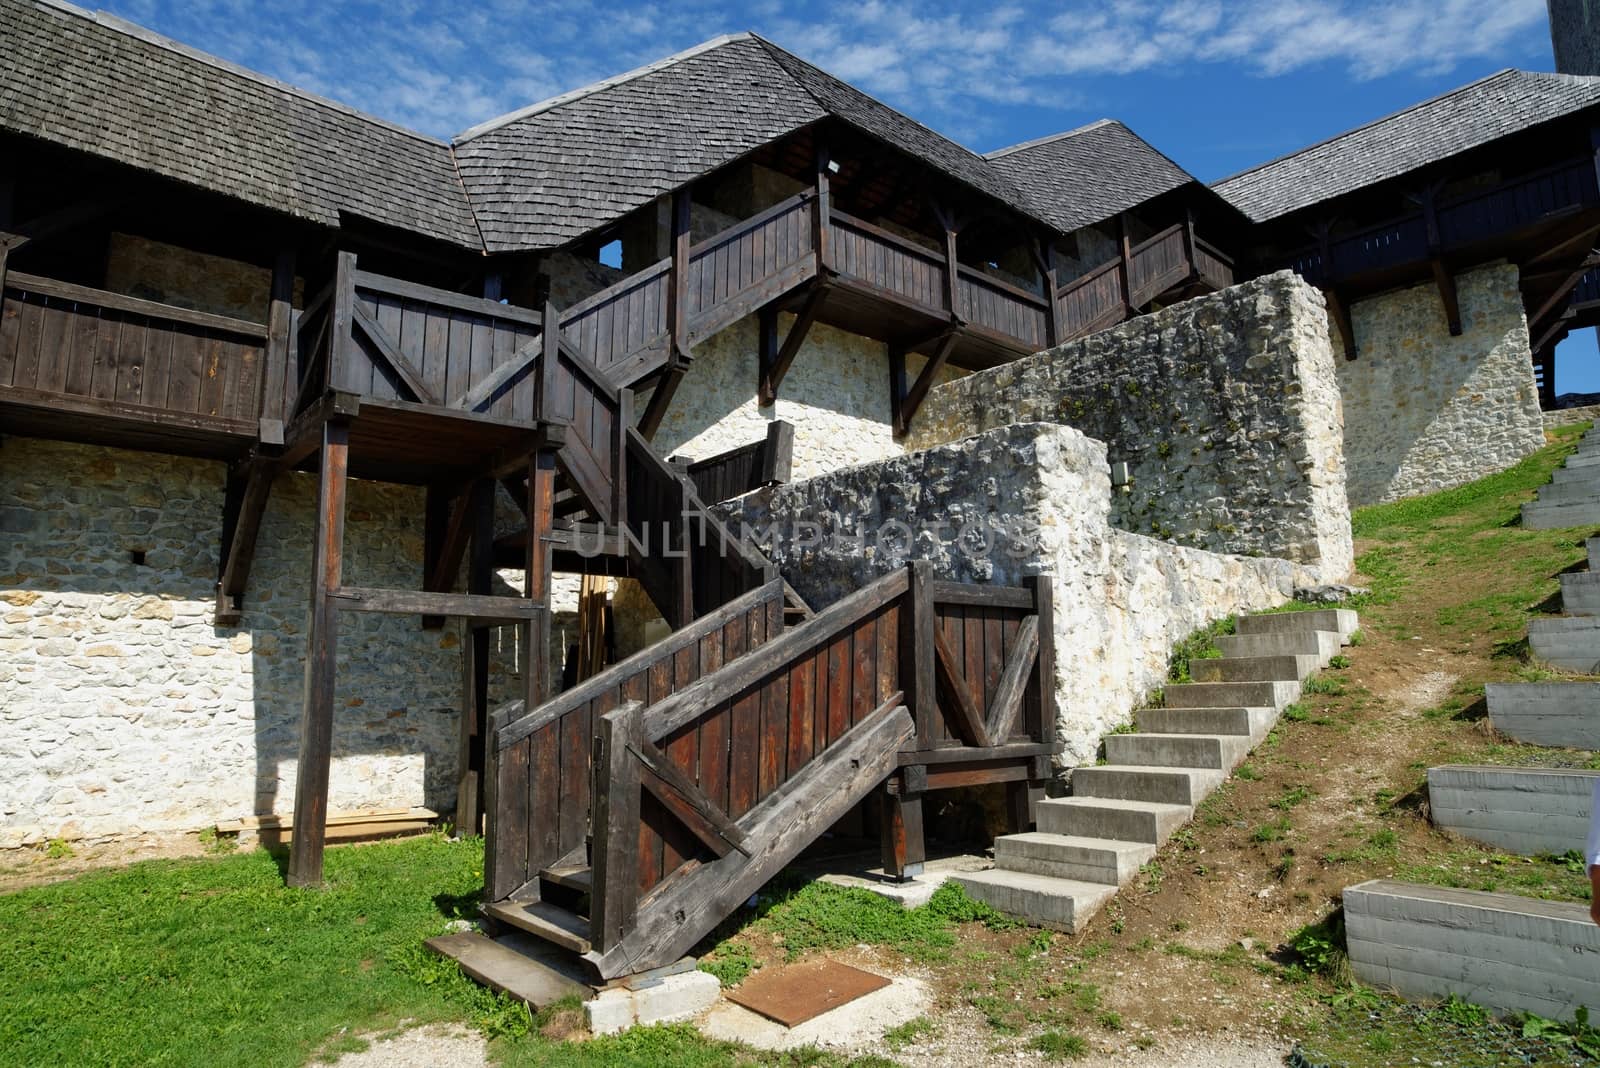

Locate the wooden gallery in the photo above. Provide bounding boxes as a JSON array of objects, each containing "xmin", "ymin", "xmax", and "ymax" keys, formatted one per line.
[{"xmin": 4, "ymin": 0, "xmax": 1600, "ymax": 986}]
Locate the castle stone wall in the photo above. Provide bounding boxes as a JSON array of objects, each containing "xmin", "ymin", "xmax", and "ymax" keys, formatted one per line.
[{"xmin": 1334, "ymin": 263, "xmax": 1545, "ymax": 505}]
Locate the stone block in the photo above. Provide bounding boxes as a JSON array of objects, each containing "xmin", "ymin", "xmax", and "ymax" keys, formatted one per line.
[
  {"xmin": 583, "ymin": 968, "xmax": 721, "ymax": 1035},
  {"xmin": 1235, "ymin": 608, "xmax": 1357, "ymax": 640},
  {"xmin": 1189, "ymin": 654, "xmax": 1318, "ymax": 683},
  {"xmin": 1426, "ymin": 764, "xmax": 1597, "ymax": 855},
  {"xmin": 951, "ymin": 869, "xmax": 1116, "ymax": 933},
  {"xmin": 1344, "ymin": 879, "xmax": 1600, "ymax": 1022},
  {"xmin": 1485, "ymin": 682, "xmax": 1600, "ymax": 748},
  {"xmin": 1035, "ymin": 797, "xmax": 1191, "ymax": 843},
  {"xmin": 991, "ymin": 831, "xmax": 1154, "ymax": 885}
]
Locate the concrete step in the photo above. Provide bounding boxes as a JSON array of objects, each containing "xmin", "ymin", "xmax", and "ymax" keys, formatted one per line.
[
  {"xmin": 1485, "ymin": 682, "xmax": 1600, "ymax": 748},
  {"xmin": 1163, "ymin": 680, "xmax": 1299, "ymax": 709},
  {"xmin": 1190, "ymin": 653, "xmax": 1319, "ymax": 683},
  {"xmin": 1236, "ymin": 609, "xmax": 1357, "ymax": 641},
  {"xmin": 1215, "ymin": 630, "xmax": 1341, "ymax": 664},
  {"xmin": 1560, "ymin": 571, "xmax": 1600, "ymax": 616},
  {"xmin": 1071, "ymin": 764, "xmax": 1225, "ymax": 806},
  {"xmin": 951, "ymin": 869, "xmax": 1118, "ymax": 933},
  {"xmin": 1036, "ymin": 796, "xmax": 1192, "ymax": 844},
  {"xmin": 1136, "ymin": 705, "xmax": 1275, "ymax": 738},
  {"xmin": 1536, "ymin": 478, "xmax": 1600, "ymax": 503},
  {"xmin": 1427, "ymin": 764, "xmax": 1598, "ymax": 856},
  {"xmin": 1522, "ymin": 496, "xmax": 1600, "ymax": 529},
  {"xmin": 1104, "ymin": 731, "xmax": 1251, "ymax": 771},
  {"xmin": 1528, "ymin": 616, "xmax": 1600, "ymax": 673},
  {"xmin": 1345, "ymin": 879, "xmax": 1600, "ymax": 1024},
  {"xmin": 1560, "ymin": 450, "xmax": 1600, "ymax": 468},
  {"xmin": 991, "ymin": 831, "xmax": 1156, "ymax": 885},
  {"xmin": 1548, "ymin": 465, "xmax": 1600, "ymax": 485}
]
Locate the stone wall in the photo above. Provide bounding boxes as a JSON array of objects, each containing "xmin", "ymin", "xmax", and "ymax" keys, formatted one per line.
[
  {"xmin": 1550, "ymin": 0, "xmax": 1600, "ymax": 75},
  {"xmin": 1334, "ymin": 263, "xmax": 1545, "ymax": 505},
  {"xmin": 716, "ymin": 422, "xmax": 1304, "ymax": 768},
  {"xmin": 105, "ymin": 233, "xmax": 293, "ymax": 323},
  {"xmin": 907, "ymin": 271, "xmax": 1352, "ymax": 582},
  {"xmin": 0, "ymin": 437, "xmax": 546, "ymax": 846},
  {"xmin": 1543, "ymin": 403, "xmax": 1600, "ymax": 428}
]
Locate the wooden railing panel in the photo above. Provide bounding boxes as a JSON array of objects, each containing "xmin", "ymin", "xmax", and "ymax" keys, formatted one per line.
[
  {"xmin": 956, "ymin": 269, "xmax": 1049, "ymax": 350},
  {"xmin": 1193, "ymin": 240, "xmax": 1234, "ymax": 291},
  {"xmin": 561, "ymin": 261, "xmax": 669, "ymax": 377},
  {"xmin": 486, "ymin": 581, "xmax": 785, "ymax": 901},
  {"xmin": 1057, "ymin": 261, "xmax": 1124, "ymax": 340},
  {"xmin": 1128, "ymin": 225, "xmax": 1189, "ymax": 307},
  {"xmin": 830, "ymin": 212, "xmax": 948, "ymax": 313},
  {"xmin": 686, "ymin": 194, "xmax": 814, "ymax": 319},
  {"xmin": 1, "ymin": 275, "xmax": 266, "ymax": 429}
]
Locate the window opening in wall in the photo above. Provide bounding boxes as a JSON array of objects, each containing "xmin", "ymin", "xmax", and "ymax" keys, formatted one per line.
[
  {"xmin": 598, "ymin": 239, "xmax": 622, "ymax": 269},
  {"xmin": 129, "ymin": 550, "xmax": 147, "ymax": 566}
]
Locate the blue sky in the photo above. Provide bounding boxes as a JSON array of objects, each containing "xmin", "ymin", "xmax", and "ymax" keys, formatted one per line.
[{"xmin": 101, "ymin": 0, "xmax": 1598, "ymax": 394}]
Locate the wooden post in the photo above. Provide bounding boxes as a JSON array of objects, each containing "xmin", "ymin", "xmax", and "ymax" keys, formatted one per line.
[
  {"xmin": 538, "ymin": 300, "xmax": 560, "ymax": 424},
  {"xmin": 329, "ymin": 252, "xmax": 357, "ymax": 394},
  {"xmin": 943, "ymin": 224, "xmax": 961, "ymax": 320},
  {"xmin": 1418, "ymin": 185, "xmax": 1462, "ymax": 336},
  {"xmin": 525, "ymin": 450, "xmax": 557, "ymax": 709},
  {"xmin": 881, "ymin": 767, "xmax": 925, "ymax": 881},
  {"xmin": 757, "ymin": 304, "xmax": 778, "ymax": 408},
  {"xmin": 287, "ymin": 417, "xmax": 350, "ymax": 888},
  {"xmin": 814, "ymin": 142, "xmax": 831, "ymax": 275},
  {"xmin": 888, "ymin": 345, "xmax": 907, "ymax": 441},
  {"xmin": 455, "ymin": 477, "xmax": 495, "ymax": 837},
  {"xmin": 591, "ymin": 702, "xmax": 643, "ymax": 951},
  {"xmin": 1117, "ymin": 214, "xmax": 1134, "ymax": 314},
  {"xmin": 904, "ymin": 561, "xmax": 937, "ymax": 751},
  {"xmin": 1035, "ymin": 238, "xmax": 1061, "ymax": 347},
  {"xmin": 669, "ymin": 188, "xmax": 692, "ymax": 360},
  {"xmin": 260, "ymin": 249, "xmax": 296, "ymax": 445},
  {"xmin": 759, "ymin": 419, "xmax": 794, "ymax": 486},
  {"xmin": 1026, "ymin": 575, "xmax": 1057, "ymax": 757},
  {"xmin": 1005, "ymin": 780, "xmax": 1043, "ymax": 833}
]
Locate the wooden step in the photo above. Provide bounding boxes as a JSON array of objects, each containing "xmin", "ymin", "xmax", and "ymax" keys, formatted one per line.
[
  {"xmin": 483, "ymin": 899, "xmax": 593, "ymax": 954},
  {"xmin": 426, "ymin": 931, "xmax": 590, "ymax": 1007},
  {"xmin": 540, "ymin": 863, "xmax": 593, "ymax": 894}
]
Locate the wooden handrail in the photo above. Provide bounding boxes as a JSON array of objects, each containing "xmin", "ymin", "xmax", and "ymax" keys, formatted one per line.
[
  {"xmin": 1193, "ymin": 237, "xmax": 1234, "ymax": 268},
  {"xmin": 492, "ymin": 579, "xmax": 784, "ymax": 749},
  {"xmin": 4, "ymin": 270, "xmax": 269, "ymax": 338},
  {"xmin": 828, "ymin": 207, "xmax": 946, "ymax": 268},
  {"xmin": 1054, "ymin": 256, "xmax": 1122, "ymax": 301},
  {"xmin": 954, "ymin": 262, "xmax": 1049, "ymax": 309},
  {"xmin": 639, "ymin": 565, "xmax": 911, "ymax": 741},
  {"xmin": 688, "ymin": 189, "xmax": 814, "ymax": 260},
  {"xmin": 559, "ymin": 258, "xmax": 670, "ymax": 322},
  {"xmin": 1128, "ymin": 222, "xmax": 1186, "ymax": 258},
  {"xmin": 351, "ymin": 269, "xmax": 543, "ymax": 327}
]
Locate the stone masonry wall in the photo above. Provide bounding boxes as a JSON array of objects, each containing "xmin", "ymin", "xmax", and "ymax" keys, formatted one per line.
[
  {"xmin": 907, "ymin": 271, "xmax": 1352, "ymax": 582},
  {"xmin": 717, "ymin": 423, "xmax": 1304, "ymax": 769},
  {"xmin": 0, "ymin": 438, "xmax": 538, "ymax": 846},
  {"xmin": 1334, "ymin": 263, "xmax": 1545, "ymax": 505}
]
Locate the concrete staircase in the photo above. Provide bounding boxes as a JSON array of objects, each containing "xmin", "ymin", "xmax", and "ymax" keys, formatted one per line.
[
  {"xmin": 954, "ymin": 608, "xmax": 1357, "ymax": 931},
  {"xmin": 1522, "ymin": 425, "xmax": 1600, "ymax": 529},
  {"xmin": 1527, "ymin": 529, "xmax": 1600, "ymax": 674}
]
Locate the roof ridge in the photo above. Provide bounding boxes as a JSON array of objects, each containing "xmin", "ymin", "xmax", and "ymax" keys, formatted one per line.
[
  {"xmin": 32, "ymin": 0, "xmax": 451, "ymax": 149},
  {"xmin": 748, "ymin": 33, "xmax": 1005, "ymax": 176},
  {"xmin": 453, "ymin": 32, "xmax": 757, "ymax": 142},
  {"xmin": 1212, "ymin": 67, "xmax": 1521, "ymax": 189},
  {"xmin": 985, "ymin": 119, "xmax": 1116, "ymax": 159}
]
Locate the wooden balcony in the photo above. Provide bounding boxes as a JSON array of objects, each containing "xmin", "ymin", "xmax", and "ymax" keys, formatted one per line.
[
  {"xmin": 0, "ymin": 270, "xmax": 268, "ymax": 457},
  {"xmin": 1055, "ymin": 223, "xmax": 1234, "ymax": 343},
  {"xmin": 1286, "ymin": 157, "xmax": 1600, "ymax": 288}
]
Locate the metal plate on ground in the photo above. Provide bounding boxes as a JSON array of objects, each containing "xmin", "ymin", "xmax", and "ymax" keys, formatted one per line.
[{"xmin": 725, "ymin": 958, "xmax": 891, "ymax": 1027}]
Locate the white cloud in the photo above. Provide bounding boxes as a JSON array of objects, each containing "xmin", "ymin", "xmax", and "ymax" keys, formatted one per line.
[{"xmin": 100, "ymin": 0, "xmax": 1551, "ymax": 142}]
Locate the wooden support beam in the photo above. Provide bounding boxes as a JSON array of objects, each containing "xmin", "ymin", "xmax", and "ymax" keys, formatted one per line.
[
  {"xmin": 3, "ymin": 197, "xmax": 124, "ymax": 252},
  {"xmin": 1026, "ymin": 575, "xmax": 1057, "ymax": 756},
  {"xmin": 214, "ymin": 456, "xmax": 276, "ymax": 625},
  {"xmin": 422, "ymin": 485, "xmax": 451, "ymax": 629},
  {"xmin": 591, "ymin": 701, "xmax": 643, "ymax": 952},
  {"xmin": 1005, "ymin": 779, "xmax": 1042, "ymax": 833},
  {"xmin": 669, "ymin": 189, "xmax": 692, "ymax": 359},
  {"xmin": 1528, "ymin": 252, "xmax": 1600, "ymax": 331},
  {"xmin": 260, "ymin": 249, "xmax": 296, "ymax": 445},
  {"xmin": 892, "ymin": 328, "xmax": 958, "ymax": 439},
  {"xmin": 880, "ymin": 773, "xmax": 925, "ymax": 881},
  {"xmin": 287, "ymin": 418, "xmax": 349, "ymax": 888},
  {"xmin": 638, "ymin": 361, "xmax": 686, "ymax": 441},
  {"xmin": 984, "ymin": 614, "xmax": 1039, "ymax": 744},
  {"xmin": 814, "ymin": 141, "xmax": 832, "ymax": 275},
  {"xmin": 525, "ymin": 450, "xmax": 557, "ymax": 709},
  {"xmin": 456, "ymin": 478, "xmax": 495, "ymax": 837},
  {"xmin": 760, "ymin": 419, "xmax": 794, "ymax": 486},
  {"xmin": 1431, "ymin": 260, "xmax": 1462, "ymax": 336},
  {"xmin": 905, "ymin": 561, "xmax": 937, "ymax": 752},
  {"xmin": 887, "ymin": 345, "xmax": 908, "ymax": 446},
  {"xmin": 1118, "ymin": 213, "xmax": 1134, "ymax": 314},
  {"xmin": 934, "ymin": 626, "xmax": 993, "ymax": 748},
  {"xmin": 1031, "ymin": 237, "xmax": 1061, "ymax": 347},
  {"xmin": 758, "ymin": 283, "xmax": 828, "ymax": 406},
  {"xmin": 631, "ymin": 737, "xmax": 749, "ymax": 858},
  {"xmin": 427, "ymin": 487, "xmax": 475, "ymax": 596},
  {"xmin": 351, "ymin": 302, "xmax": 438, "ymax": 405},
  {"xmin": 1324, "ymin": 288, "xmax": 1358, "ymax": 360},
  {"xmin": 454, "ymin": 335, "xmax": 541, "ymax": 413},
  {"xmin": 330, "ymin": 586, "xmax": 544, "ymax": 622}
]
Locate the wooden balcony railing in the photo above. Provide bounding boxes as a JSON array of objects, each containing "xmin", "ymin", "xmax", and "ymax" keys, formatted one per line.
[
  {"xmin": 1054, "ymin": 223, "xmax": 1233, "ymax": 343},
  {"xmin": 0, "ymin": 270, "xmax": 268, "ymax": 437},
  {"xmin": 1288, "ymin": 156, "xmax": 1600, "ymax": 285}
]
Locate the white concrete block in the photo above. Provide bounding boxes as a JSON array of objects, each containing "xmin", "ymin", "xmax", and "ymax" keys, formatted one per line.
[{"xmin": 584, "ymin": 969, "xmax": 722, "ymax": 1035}]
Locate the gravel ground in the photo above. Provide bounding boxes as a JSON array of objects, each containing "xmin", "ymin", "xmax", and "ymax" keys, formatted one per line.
[{"xmin": 329, "ymin": 1024, "xmax": 487, "ymax": 1068}]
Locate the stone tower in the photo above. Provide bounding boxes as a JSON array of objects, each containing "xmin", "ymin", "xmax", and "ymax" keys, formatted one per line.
[{"xmin": 1550, "ymin": 0, "xmax": 1600, "ymax": 75}]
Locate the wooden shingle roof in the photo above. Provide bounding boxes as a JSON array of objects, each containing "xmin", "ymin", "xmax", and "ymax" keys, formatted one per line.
[
  {"xmin": 1214, "ymin": 68, "xmax": 1600, "ymax": 224},
  {"xmin": 0, "ymin": 0, "xmax": 484, "ymax": 249},
  {"xmin": 987, "ymin": 119, "xmax": 1197, "ymax": 232},
  {"xmin": 453, "ymin": 33, "xmax": 1053, "ymax": 253}
]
